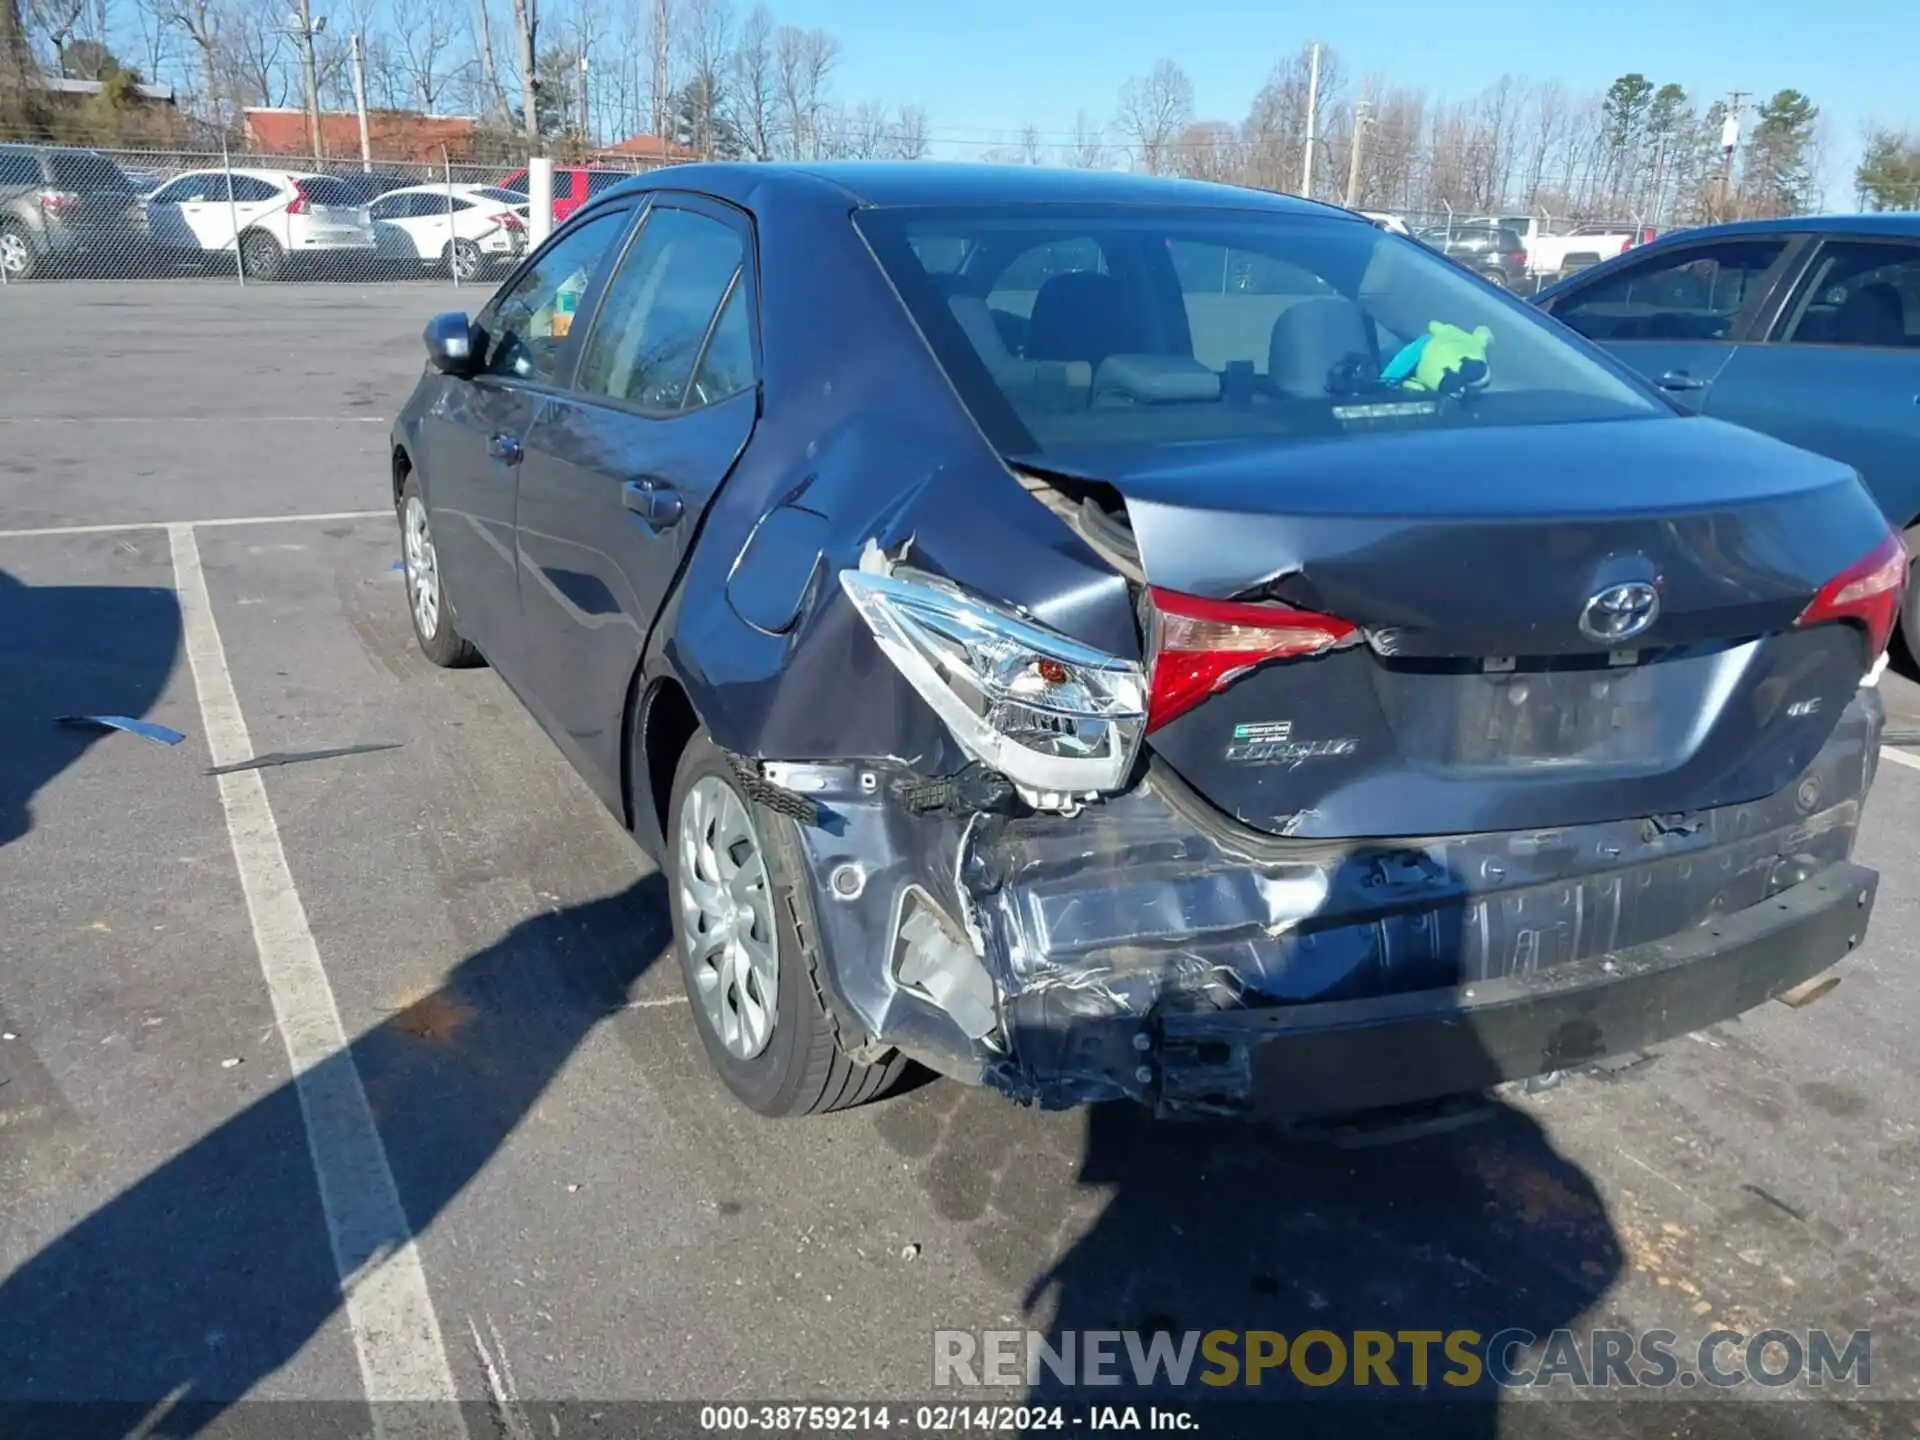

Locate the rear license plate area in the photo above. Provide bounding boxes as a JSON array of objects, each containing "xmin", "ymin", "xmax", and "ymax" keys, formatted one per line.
[{"xmin": 1380, "ymin": 658, "xmax": 1663, "ymax": 768}]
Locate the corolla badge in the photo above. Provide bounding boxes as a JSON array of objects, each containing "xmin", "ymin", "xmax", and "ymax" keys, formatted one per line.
[{"xmin": 1579, "ymin": 582, "xmax": 1660, "ymax": 643}]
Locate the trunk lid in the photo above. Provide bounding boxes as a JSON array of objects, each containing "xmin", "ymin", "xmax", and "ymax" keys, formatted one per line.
[{"xmin": 1037, "ymin": 417, "xmax": 1891, "ymax": 839}]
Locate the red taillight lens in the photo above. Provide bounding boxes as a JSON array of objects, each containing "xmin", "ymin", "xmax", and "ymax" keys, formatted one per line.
[
  {"xmin": 1145, "ymin": 587, "xmax": 1358, "ymax": 732},
  {"xmin": 1795, "ymin": 531, "xmax": 1908, "ymax": 660},
  {"xmin": 286, "ymin": 180, "xmax": 311, "ymax": 215},
  {"xmin": 38, "ymin": 189, "xmax": 81, "ymax": 213},
  {"xmin": 495, "ymin": 211, "xmax": 524, "ymax": 230}
]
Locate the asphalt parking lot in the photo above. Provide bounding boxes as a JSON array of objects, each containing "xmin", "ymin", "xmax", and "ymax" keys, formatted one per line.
[{"xmin": 4, "ymin": 282, "xmax": 1920, "ymax": 1437}]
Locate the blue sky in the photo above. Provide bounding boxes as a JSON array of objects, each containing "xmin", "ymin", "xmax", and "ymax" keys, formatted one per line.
[{"xmin": 776, "ymin": 0, "xmax": 1916, "ymax": 197}]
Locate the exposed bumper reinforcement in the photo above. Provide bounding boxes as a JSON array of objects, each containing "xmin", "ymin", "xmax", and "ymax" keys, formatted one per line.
[{"xmin": 1155, "ymin": 860, "xmax": 1877, "ymax": 1119}]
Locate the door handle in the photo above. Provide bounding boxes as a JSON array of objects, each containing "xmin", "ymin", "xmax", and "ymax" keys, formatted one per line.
[
  {"xmin": 1656, "ymin": 370, "xmax": 1710, "ymax": 392},
  {"xmin": 487, "ymin": 433, "xmax": 523, "ymax": 462},
  {"xmin": 623, "ymin": 476, "xmax": 683, "ymax": 529}
]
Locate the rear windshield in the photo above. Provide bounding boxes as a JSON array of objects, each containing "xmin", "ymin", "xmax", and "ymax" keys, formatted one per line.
[
  {"xmin": 476, "ymin": 186, "xmax": 526, "ymax": 205},
  {"xmin": 498, "ymin": 172, "xmax": 528, "ymax": 196},
  {"xmin": 298, "ymin": 177, "xmax": 360, "ymax": 206},
  {"xmin": 47, "ymin": 151, "xmax": 132, "ymax": 192},
  {"xmin": 857, "ymin": 204, "xmax": 1662, "ymax": 458}
]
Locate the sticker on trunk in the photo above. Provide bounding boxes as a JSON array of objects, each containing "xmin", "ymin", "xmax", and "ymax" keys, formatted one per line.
[{"xmin": 1225, "ymin": 720, "xmax": 1359, "ymax": 767}]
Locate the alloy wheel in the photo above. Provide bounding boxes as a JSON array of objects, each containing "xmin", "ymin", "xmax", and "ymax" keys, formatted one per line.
[
  {"xmin": 0, "ymin": 230, "xmax": 29, "ymax": 277},
  {"xmin": 403, "ymin": 495, "xmax": 441, "ymax": 640},
  {"xmin": 677, "ymin": 775, "xmax": 779, "ymax": 1060}
]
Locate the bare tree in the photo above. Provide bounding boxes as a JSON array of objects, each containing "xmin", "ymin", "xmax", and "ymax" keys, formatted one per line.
[
  {"xmin": 1015, "ymin": 120, "xmax": 1042, "ymax": 165},
  {"xmin": 1, "ymin": 0, "xmax": 33, "ymax": 127},
  {"xmin": 389, "ymin": 0, "xmax": 462, "ymax": 111},
  {"xmin": 222, "ymin": 0, "xmax": 288, "ymax": 107},
  {"xmin": 1169, "ymin": 119, "xmax": 1241, "ymax": 183},
  {"xmin": 680, "ymin": 0, "xmax": 731, "ymax": 156},
  {"xmin": 470, "ymin": 0, "xmax": 507, "ymax": 121},
  {"xmin": 647, "ymin": 0, "xmax": 672, "ymax": 137},
  {"xmin": 889, "ymin": 101, "xmax": 927, "ymax": 160},
  {"xmin": 165, "ymin": 0, "xmax": 224, "ymax": 126},
  {"xmin": 842, "ymin": 97, "xmax": 888, "ymax": 158},
  {"xmin": 129, "ymin": 0, "xmax": 177, "ymax": 86},
  {"xmin": 1115, "ymin": 57, "xmax": 1192, "ymax": 174},
  {"xmin": 772, "ymin": 22, "xmax": 835, "ymax": 159},
  {"xmin": 508, "ymin": 0, "xmax": 535, "ymax": 142},
  {"xmin": 1064, "ymin": 109, "xmax": 1108, "ymax": 169},
  {"xmin": 1240, "ymin": 46, "xmax": 1340, "ymax": 193},
  {"xmin": 725, "ymin": 2, "xmax": 777, "ymax": 159}
]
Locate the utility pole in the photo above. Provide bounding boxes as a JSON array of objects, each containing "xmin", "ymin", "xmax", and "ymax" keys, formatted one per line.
[
  {"xmin": 349, "ymin": 31, "xmax": 372, "ymax": 172},
  {"xmin": 1300, "ymin": 41, "xmax": 1321, "ymax": 199},
  {"xmin": 578, "ymin": 53, "xmax": 589, "ymax": 146},
  {"xmin": 290, "ymin": 0, "xmax": 326, "ymax": 168},
  {"xmin": 1344, "ymin": 79, "xmax": 1371, "ymax": 209},
  {"xmin": 1719, "ymin": 90, "xmax": 1747, "ymax": 221}
]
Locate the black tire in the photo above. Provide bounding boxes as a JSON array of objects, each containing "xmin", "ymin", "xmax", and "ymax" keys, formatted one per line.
[
  {"xmin": 666, "ymin": 729, "xmax": 906, "ymax": 1117},
  {"xmin": 397, "ymin": 474, "xmax": 482, "ymax": 668},
  {"xmin": 1480, "ymin": 267, "xmax": 1511, "ymax": 291},
  {"xmin": 239, "ymin": 230, "xmax": 285, "ymax": 281},
  {"xmin": 444, "ymin": 238, "xmax": 482, "ymax": 281},
  {"xmin": 0, "ymin": 223, "xmax": 39, "ymax": 281}
]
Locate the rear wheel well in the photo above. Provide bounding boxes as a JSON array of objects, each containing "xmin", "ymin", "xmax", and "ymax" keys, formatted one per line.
[
  {"xmin": 392, "ymin": 446, "xmax": 412, "ymax": 508},
  {"xmin": 634, "ymin": 676, "xmax": 699, "ymax": 839}
]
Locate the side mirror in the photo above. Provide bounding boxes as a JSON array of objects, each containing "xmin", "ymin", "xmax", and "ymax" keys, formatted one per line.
[{"xmin": 423, "ymin": 311, "xmax": 477, "ymax": 375}]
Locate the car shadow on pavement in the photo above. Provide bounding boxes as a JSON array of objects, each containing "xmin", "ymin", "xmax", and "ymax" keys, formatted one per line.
[
  {"xmin": 0, "ymin": 873, "xmax": 670, "ymax": 1434},
  {"xmin": 878, "ymin": 845, "xmax": 1627, "ymax": 1437},
  {"xmin": 0, "ymin": 568, "xmax": 183, "ymax": 854}
]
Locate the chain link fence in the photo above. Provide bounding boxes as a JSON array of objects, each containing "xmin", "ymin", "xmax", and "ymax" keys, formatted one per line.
[{"xmin": 0, "ymin": 141, "xmax": 676, "ymax": 286}]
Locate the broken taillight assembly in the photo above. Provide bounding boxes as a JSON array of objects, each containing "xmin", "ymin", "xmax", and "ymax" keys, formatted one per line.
[
  {"xmin": 1145, "ymin": 587, "xmax": 1358, "ymax": 732},
  {"xmin": 839, "ymin": 567, "xmax": 1148, "ymax": 800},
  {"xmin": 1795, "ymin": 530, "xmax": 1908, "ymax": 662},
  {"xmin": 285, "ymin": 180, "xmax": 313, "ymax": 215}
]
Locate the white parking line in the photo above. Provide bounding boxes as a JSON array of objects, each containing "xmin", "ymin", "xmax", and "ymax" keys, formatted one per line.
[
  {"xmin": 1882, "ymin": 745, "xmax": 1920, "ymax": 773},
  {"xmin": 0, "ymin": 510, "xmax": 388, "ymax": 540},
  {"xmin": 169, "ymin": 524, "xmax": 465, "ymax": 1434}
]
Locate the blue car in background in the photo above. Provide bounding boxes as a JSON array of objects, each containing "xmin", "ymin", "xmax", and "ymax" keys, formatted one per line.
[{"xmin": 1534, "ymin": 215, "xmax": 1920, "ymax": 653}]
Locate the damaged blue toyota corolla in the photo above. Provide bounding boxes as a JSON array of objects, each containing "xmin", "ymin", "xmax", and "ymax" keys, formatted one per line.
[{"xmin": 391, "ymin": 163, "xmax": 1899, "ymax": 1120}]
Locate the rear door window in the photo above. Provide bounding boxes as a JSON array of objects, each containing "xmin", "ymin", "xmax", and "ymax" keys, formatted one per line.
[
  {"xmin": 46, "ymin": 151, "xmax": 131, "ymax": 191},
  {"xmin": 1773, "ymin": 240, "xmax": 1920, "ymax": 349},
  {"xmin": 574, "ymin": 205, "xmax": 746, "ymax": 411},
  {"xmin": 1551, "ymin": 240, "xmax": 1788, "ymax": 342},
  {"xmin": 229, "ymin": 176, "xmax": 282, "ymax": 203},
  {"xmin": 0, "ymin": 151, "xmax": 41, "ymax": 186},
  {"xmin": 298, "ymin": 177, "xmax": 359, "ymax": 207}
]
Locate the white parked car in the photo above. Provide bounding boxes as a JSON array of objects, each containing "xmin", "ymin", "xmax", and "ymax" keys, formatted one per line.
[
  {"xmin": 368, "ymin": 183, "xmax": 529, "ymax": 279},
  {"xmin": 143, "ymin": 168, "xmax": 375, "ymax": 279},
  {"xmin": 1358, "ymin": 210, "xmax": 1412, "ymax": 236}
]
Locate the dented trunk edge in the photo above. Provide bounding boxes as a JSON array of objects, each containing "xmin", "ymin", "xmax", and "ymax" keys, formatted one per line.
[{"xmin": 744, "ymin": 688, "xmax": 1883, "ymax": 1118}]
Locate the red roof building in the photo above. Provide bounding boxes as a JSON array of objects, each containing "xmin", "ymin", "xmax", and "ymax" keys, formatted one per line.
[
  {"xmin": 242, "ymin": 108, "xmax": 480, "ymax": 164},
  {"xmin": 592, "ymin": 133, "xmax": 694, "ymax": 165}
]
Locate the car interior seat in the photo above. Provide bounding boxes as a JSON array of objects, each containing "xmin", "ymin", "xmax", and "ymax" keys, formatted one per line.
[
  {"xmin": 1267, "ymin": 296, "xmax": 1377, "ymax": 398},
  {"xmin": 1833, "ymin": 282, "xmax": 1907, "ymax": 348},
  {"xmin": 1025, "ymin": 272, "xmax": 1151, "ymax": 369},
  {"xmin": 935, "ymin": 272, "xmax": 1092, "ymax": 403}
]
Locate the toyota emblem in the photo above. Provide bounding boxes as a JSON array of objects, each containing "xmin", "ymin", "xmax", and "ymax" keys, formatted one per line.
[{"xmin": 1579, "ymin": 582, "xmax": 1660, "ymax": 643}]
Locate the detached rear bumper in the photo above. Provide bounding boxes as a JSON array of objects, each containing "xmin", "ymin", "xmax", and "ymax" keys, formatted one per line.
[
  {"xmin": 1157, "ymin": 860, "xmax": 1875, "ymax": 1119},
  {"xmin": 770, "ymin": 692, "xmax": 1883, "ymax": 1119}
]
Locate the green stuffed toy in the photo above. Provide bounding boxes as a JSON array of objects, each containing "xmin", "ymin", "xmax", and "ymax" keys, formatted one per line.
[{"xmin": 1381, "ymin": 321, "xmax": 1494, "ymax": 396}]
